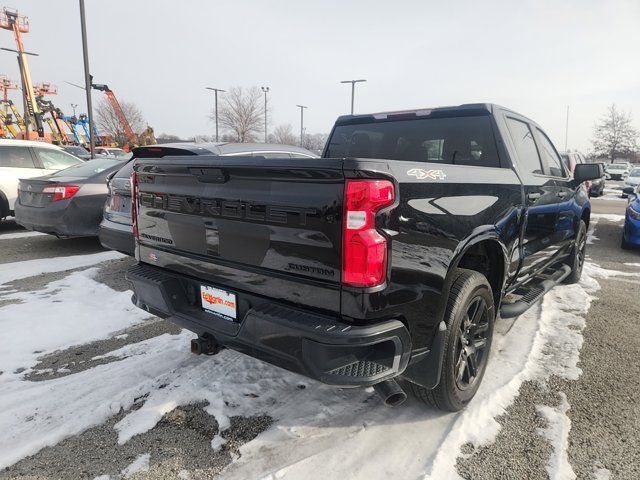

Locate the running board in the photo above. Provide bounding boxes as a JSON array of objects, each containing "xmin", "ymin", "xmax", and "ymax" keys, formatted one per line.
[{"xmin": 499, "ymin": 264, "xmax": 571, "ymax": 319}]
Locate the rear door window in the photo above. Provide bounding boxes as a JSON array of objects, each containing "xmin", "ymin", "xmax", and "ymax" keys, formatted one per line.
[
  {"xmin": 325, "ymin": 115, "xmax": 501, "ymax": 167},
  {"xmin": 35, "ymin": 148, "xmax": 83, "ymax": 170},
  {"xmin": 535, "ymin": 129, "xmax": 565, "ymax": 177},
  {"xmin": 0, "ymin": 146, "xmax": 36, "ymax": 168},
  {"xmin": 505, "ymin": 118, "xmax": 543, "ymax": 175}
]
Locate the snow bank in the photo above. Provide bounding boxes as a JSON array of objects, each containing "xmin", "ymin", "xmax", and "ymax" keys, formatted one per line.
[{"xmin": 0, "ymin": 250, "xmax": 123, "ymax": 285}]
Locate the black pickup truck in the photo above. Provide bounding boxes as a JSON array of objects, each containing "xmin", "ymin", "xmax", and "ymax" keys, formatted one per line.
[{"xmin": 126, "ymin": 104, "xmax": 602, "ymax": 411}]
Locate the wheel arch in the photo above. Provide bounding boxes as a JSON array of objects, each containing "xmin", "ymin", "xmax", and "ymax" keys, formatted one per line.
[{"xmin": 0, "ymin": 189, "xmax": 9, "ymax": 218}]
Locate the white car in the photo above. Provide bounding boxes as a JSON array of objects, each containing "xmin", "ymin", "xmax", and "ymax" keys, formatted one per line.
[
  {"xmin": 623, "ymin": 167, "xmax": 640, "ymax": 196},
  {"xmin": 0, "ymin": 139, "xmax": 83, "ymax": 220}
]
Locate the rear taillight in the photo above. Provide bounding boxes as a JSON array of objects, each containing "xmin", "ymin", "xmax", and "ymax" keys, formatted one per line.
[
  {"xmin": 130, "ymin": 170, "xmax": 139, "ymax": 241},
  {"xmin": 343, "ymin": 179, "xmax": 395, "ymax": 287},
  {"xmin": 42, "ymin": 185, "xmax": 80, "ymax": 202}
]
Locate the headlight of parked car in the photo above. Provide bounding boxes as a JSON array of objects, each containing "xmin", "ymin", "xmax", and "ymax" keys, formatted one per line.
[{"xmin": 628, "ymin": 203, "xmax": 640, "ymax": 221}]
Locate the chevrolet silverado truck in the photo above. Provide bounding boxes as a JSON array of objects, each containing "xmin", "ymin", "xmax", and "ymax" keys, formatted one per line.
[{"xmin": 126, "ymin": 104, "xmax": 602, "ymax": 411}]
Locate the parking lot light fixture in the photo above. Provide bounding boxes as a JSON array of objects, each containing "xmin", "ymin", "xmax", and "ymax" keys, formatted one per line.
[
  {"xmin": 261, "ymin": 86, "xmax": 269, "ymax": 143},
  {"xmin": 296, "ymin": 104, "xmax": 307, "ymax": 147},
  {"xmin": 206, "ymin": 87, "xmax": 225, "ymax": 142},
  {"xmin": 340, "ymin": 79, "xmax": 366, "ymax": 115}
]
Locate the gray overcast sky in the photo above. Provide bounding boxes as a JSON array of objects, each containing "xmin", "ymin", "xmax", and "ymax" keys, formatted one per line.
[{"xmin": 4, "ymin": 0, "xmax": 640, "ymax": 151}]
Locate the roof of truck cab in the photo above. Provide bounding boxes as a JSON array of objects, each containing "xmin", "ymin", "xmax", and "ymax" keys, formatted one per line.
[{"xmin": 332, "ymin": 103, "xmax": 544, "ymax": 127}]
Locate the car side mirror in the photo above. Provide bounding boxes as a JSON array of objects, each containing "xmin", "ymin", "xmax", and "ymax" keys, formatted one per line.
[
  {"xmin": 106, "ymin": 170, "xmax": 117, "ymax": 186},
  {"xmin": 574, "ymin": 163, "xmax": 603, "ymax": 184},
  {"xmin": 623, "ymin": 186, "xmax": 635, "ymax": 196}
]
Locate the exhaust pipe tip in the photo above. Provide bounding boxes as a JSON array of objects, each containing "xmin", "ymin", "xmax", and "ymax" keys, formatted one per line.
[{"xmin": 373, "ymin": 379, "xmax": 407, "ymax": 407}]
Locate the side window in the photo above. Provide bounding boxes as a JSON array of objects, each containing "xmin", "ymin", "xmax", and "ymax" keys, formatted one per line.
[
  {"xmin": 535, "ymin": 129, "xmax": 565, "ymax": 177},
  {"xmin": 35, "ymin": 148, "xmax": 82, "ymax": 170},
  {"xmin": 505, "ymin": 118, "xmax": 543, "ymax": 175},
  {"xmin": 0, "ymin": 146, "xmax": 36, "ymax": 168}
]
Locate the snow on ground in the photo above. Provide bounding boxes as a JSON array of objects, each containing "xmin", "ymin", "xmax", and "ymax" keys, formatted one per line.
[
  {"xmin": 0, "ymin": 247, "xmax": 636, "ymax": 477},
  {"xmin": 0, "ymin": 231, "xmax": 46, "ymax": 240},
  {"xmin": 537, "ymin": 393, "xmax": 576, "ymax": 480},
  {"xmin": 0, "ymin": 250, "xmax": 123, "ymax": 285},
  {"xmin": 121, "ymin": 453, "xmax": 150, "ymax": 477}
]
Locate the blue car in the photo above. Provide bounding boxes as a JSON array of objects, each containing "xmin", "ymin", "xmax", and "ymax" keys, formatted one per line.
[{"xmin": 622, "ymin": 190, "xmax": 640, "ymax": 249}]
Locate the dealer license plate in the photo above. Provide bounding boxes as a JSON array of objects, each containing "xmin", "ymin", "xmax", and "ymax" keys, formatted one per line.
[{"xmin": 200, "ymin": 285, "xmax": 237, "ymax": 321}]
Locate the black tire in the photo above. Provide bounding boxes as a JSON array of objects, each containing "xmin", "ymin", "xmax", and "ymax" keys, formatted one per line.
[
  {"xmin": 410, "ymin": 269, "xmax": 495, "ymax": 412},
  {"xmin": 563, "ymin": 219, "xmax": 587, "ymax": 284},
  {"xmin": 621, "ymin": 235, "xmax": 632, "ymax": 250}
]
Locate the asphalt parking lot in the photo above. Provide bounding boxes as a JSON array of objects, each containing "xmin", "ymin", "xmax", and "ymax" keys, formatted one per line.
[{"xmin": 0, "ymin": 181, "xmax": 638, "ymax": 480}]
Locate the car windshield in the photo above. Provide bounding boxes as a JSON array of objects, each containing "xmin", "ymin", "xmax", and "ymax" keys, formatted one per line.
[
  {"xmin": 607, "ymin": 164, "xmax": 626, "ymax": 170},
  {"xmin": 52, "ymin": 158, "xmax": 123, "ymax": 177},
  {"xmin": 629, "ymin": 168, "xmax": 640, "ymax": 176}
]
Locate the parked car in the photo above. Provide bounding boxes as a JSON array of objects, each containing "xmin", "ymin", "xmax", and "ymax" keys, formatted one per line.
[
  {"xmin": 605, "ymin": 162, "xmax": 629, "ymax": 181},
  {"xmin": 622, "ymin": 167, "xmax": 640, "ymax": 197},
  {"xmin": 62, "ymin": 145, "xmax": 92, "ymax": 161},
  {"xmin": 560, "ymin": 151, "xmax": 597, "ymax": 195},
  {"xmin": 125, "ymin": 104, "xmax": 601, "ymax": 411},
  {"xmin": 0, "ymin": 139, "xmax": 83, "ymax": 220},
  {"xmin": 99, "ymin": 143, "xmax": 318, "ymax": 255},
  {"xmin": 622, "ymin": 187, "xmax": 640, "ymax": 249},
  {"xmin": 95, "ymin": 147, "xmax": 132, "ymax": 159},
  {"xmin": 588, "ymin": 162, "xmax": 606, "ymax": 196},
  {"xmin": 15, "ymin": 157, "xmax": 127, "ymax": 237}
]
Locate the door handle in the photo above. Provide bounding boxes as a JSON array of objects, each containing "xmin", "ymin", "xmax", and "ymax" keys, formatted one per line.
[
  {"xmin": 527, "ymin": 192, "xmax": 541, "ymax": 201},
  {"xmin": 557, "ymin": 191, "xmax": 569, "ymax": 198}
]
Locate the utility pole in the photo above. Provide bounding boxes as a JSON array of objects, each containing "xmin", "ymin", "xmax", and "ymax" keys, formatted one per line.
[
  {"xmin": 564, "ymin": 105, "xmax": 569, "ymax": 152},
  {"xmin": 206, "ymin": 87, "xmax": 225, "ymax": 142},
  {"xmin": 78, "ymin": 0, "xmax": 95, "ymax": 158},
  {"xmin": 261, "ymin": 86, "xmax": 269, "ymax": 143},
  {"xmin": 296, "ymin": 104, "xmax": 307, "ymax": 147},
  {"xmin": 340, "ymin": 79, "xmax": 366, "ymax": 115},
  {"xmin": 71, "ymin": 103, "xmax": 77, "ymax": 116}
]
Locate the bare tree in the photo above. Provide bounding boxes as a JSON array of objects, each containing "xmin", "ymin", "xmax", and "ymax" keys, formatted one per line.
[
  {"xmin": 303, "ymin": 133, "xmax": 329, "ymax": 154},
  {"xmin": 214, "ymin": 86, "xmax": 264, "ymax": 142},
  {"xmin": 95, "ymin": 98, "xmax": 146, "ymax": 146},
  {"xmin": 591, "ymin": 104, "xmax": 638, "ymax": 162},
  {"xmin": 268, "ymin": 124, "xmax": 298, "ymax": 146}
]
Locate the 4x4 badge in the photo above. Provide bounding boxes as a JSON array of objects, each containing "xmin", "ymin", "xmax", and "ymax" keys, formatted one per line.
[{"xmin": 407, "ymin": 168, "xmax": 447, "ymax": 180}]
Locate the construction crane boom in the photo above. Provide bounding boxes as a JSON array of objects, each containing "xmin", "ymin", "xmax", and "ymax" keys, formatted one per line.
[
  {"xmin": 91, "ymin": 83, "xmax": 137, "ymax": 145},
  {"xmin": 0, "ymin": 8, "xmax": 44, "ymax": 137}
]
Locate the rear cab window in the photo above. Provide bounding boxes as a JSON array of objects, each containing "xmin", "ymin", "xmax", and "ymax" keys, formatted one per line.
[
  {"xmin": 0, "ymin": 146, "xmax": 36, "ymax": 168},
  {"xmin": 325, "ymin": 115, "xmax": 501, "ymax": 167}
]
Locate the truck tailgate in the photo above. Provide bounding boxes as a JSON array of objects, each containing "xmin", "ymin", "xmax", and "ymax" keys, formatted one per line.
[{"xmin": 133, "ymin": 156, "xmax": 345, "ymax": 314}]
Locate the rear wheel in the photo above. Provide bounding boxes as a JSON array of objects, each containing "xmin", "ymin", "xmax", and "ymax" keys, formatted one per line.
[
  {"xmin": 410, "ymin": 269, "xmax": 495, "ymax": 411},
  {"xmin": 563, "ymin": 220, "xmax": 587, "ymax": 284},
  {"xmin": 621, "ymin": 235, "xmax": 632, "ymax": 250}
]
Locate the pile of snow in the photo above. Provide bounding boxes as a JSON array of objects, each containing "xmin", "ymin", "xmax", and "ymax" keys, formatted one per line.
[{"xmin": 537, "ymin": 393, "xmax": 575, "ymax": 480}]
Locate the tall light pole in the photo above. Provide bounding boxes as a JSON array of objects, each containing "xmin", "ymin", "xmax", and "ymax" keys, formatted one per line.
[
  {"xmin": 564, "ymin": 105, "xmax": 569, "ymax": 152},
  {"xmin": 71, "ymin": 103, "xmax": 78, "ymax": 116},
  {"xmin": 296, "ymin": 104, "xmax": 307, "ymax": 147},
  {"xmin": 261, "ymin": 86, "xmax": 269, "ymax": 143},
  {"xmin": 206, "ymin": 87, "xmax": 225, "ymax": 142},
  {"xmin": 79, "ymin": 0, "xmax": 95, "ymax": 158},
  {"xmin": 340, "ymin": 79, "xmax": 366, "ymax": 115}
]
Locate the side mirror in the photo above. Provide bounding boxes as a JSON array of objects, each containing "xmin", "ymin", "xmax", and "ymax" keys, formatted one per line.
[
  {"xmin": 623, "ymin": 186, "xmax": 635, "ymax": 195},
  {"xmin": 574, "ymin": 163, "xmax": 603, "ymax": 184},
  {"xmin": 105, "ymin": 170, "xmax": 117, "ymax": 186}
]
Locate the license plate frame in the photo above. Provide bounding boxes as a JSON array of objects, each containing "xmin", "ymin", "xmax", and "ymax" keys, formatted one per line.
[{"xmin": 200, "ymin": 284, "xmax": 237, "ymax": 322}]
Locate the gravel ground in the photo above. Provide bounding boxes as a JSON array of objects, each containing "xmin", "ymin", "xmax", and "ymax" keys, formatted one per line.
[
  {"xmin": 457, "ymin": 196, "xmax": 640, "ymax": 480},
  {"xmin": 1, "ymin": 186, "xmax": 639, "ymax": 479}
]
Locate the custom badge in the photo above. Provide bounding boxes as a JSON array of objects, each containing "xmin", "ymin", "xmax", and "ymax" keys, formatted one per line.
[{"xmin": 407, "ymin": 168, "xmax": 447, "ymax": 180}]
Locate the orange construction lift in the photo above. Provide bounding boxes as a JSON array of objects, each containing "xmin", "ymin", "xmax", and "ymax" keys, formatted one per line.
[
  {"xmin": 0, "ymin": 74, "xmax": 21, "ymax": 137},
  {"xmin": 0, "ymin": 7, "xmax": 45, "ymax": 139},
  {"xmin": 34, "ymin": 82, "xmax": 71, "ymax": 144}
]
